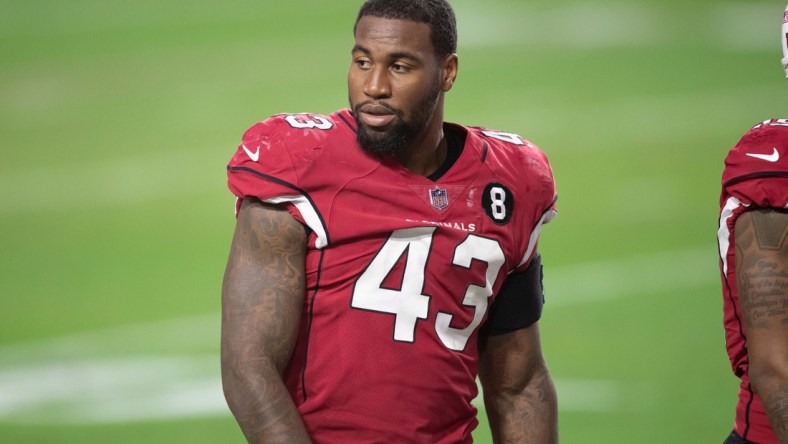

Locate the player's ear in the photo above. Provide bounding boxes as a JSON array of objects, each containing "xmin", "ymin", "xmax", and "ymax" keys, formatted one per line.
[{"xmin": 441, "ymin": 54, "xmax": 458, "ymax": 92}]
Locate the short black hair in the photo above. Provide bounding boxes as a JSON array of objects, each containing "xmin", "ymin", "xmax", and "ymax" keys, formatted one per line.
[{"xmin": 354, "ymin": 0, "xmax": 457, "ymax": 59}]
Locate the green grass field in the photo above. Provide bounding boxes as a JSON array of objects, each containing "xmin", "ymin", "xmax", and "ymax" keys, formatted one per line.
[{"xmin": 1, "ymin": 0, "xmax": 786, "ymax": 442}]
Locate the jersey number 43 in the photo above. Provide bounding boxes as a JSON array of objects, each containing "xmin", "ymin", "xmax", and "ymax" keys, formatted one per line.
[{"xmin": 351, "ymin": 227, "xmax": 505, "ymax": 352}]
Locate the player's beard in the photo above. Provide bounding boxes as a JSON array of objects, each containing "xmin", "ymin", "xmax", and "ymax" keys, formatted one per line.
[{"xmin": 351, "ymin": 83, "xmax": 441, "ymax": 159}]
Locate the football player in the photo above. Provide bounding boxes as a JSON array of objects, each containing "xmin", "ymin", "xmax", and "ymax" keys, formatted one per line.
[
  {"xmin": 221, "ymin": 0, "xmax": 559, "ymax": 443},
  {"xmin": 718, "ymin": 5, "xmax": 788, "ymax": 443}
]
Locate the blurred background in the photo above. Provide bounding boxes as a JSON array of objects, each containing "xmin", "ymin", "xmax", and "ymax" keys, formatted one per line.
[{"xmin": 1, "ymin": 0, "xmax": 785, "ymax": 442}]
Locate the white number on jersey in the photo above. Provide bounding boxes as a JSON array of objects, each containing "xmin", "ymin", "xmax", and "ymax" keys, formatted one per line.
[
  {"xmin": 285, "ymin": 114, "xmax": 333, "ymax": 130},
  {"xmin": 481, "ymin": 130, "xmax": 525, "ymax": 145},
  {"xmin": 488, "ymin": 186, "xmax": 508, "ymax": 221},
  {"xmin": 352, "ymin": 227, "xmax": 434, "ymax": 342},
  {"xmin": 755, "ymin": 118, "xmax": 788, "ymax": 128},
  {"xmin": 351, "ymin": 228, "xmax": 505, "ymax": 351},
  {"xmin": 436, "ymin": 235, "xmax": 505, "ymax": 351}
]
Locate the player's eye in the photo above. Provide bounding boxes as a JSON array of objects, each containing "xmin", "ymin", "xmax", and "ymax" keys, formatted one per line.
[
  {"xmin": 355, "ymin": 59, "xmax": 372, "ymax": 69},
  {"xmin": 391, "ymin": 63, "xmax": 411, "ymax": 73}
]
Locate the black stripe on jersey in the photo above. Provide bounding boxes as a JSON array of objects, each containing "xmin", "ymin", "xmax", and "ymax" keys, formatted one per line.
[
  {"xmin": 481, "ymin": 141, "xmax": 488, "ymax": 163},
  {"xmin": 226, "ymin": 165, "xmax": 331, "ymax": 246},
  {"xmin": 336, "ymin": 111, "xmax": 357, "ymax": 133},
  {"xmin": 743, "ymin": 383, "xmax": 754, "ymax": 440},
  {"xmin": 723, "ymin": 170, "xmax": 788, "ymax": 188},
  {"xmin": 301, "ymin": 248, "xmax": 326, "ymax": 403}
]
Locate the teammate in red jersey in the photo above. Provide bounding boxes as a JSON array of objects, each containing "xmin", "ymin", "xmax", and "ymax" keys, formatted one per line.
[
  {"xmin": 221, "ymin": 0, "xmax": 559, "ymax": 443},
  {"xmin": 719, "ymin": 118, "xmax": 788, "ymax": 444},
  {"xmin": 718, "ymin": 9, "xmax": 788, "ymax": 441}
]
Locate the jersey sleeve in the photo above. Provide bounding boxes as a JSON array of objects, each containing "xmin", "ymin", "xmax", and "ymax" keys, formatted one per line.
[
  {"xmin": 471, "ymin": 128, "xmax": 557, "ymax": 270},
  {"xmin": 510, "ymin": 141, "xmax": 558, "ymax": 272},
  {"xmin": 228, "ymin": 115, "xmax": 301, "ymax": 204},
  {"xmin": 718, "ymin": 119, "xmax": 788, "ymax": 279},
  {"xmin": 721, "ymin": 119, "xmax": 788, "ymax": 210},
  {"xmin": 478, "ymin": 131, "xmax": 557, "ymax": 333},
  {"xmin": 226, "ymin": 113, "xmax": 333, "ymax": 248}
]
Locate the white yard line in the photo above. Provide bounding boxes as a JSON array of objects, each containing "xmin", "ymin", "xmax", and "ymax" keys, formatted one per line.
[
  {"xmin": 0, "ymin": 355, "xmax": 224, "ymax": 423},
  {"xmin": 0, "ymin": 246, "xmax": 714, "ymax": 424},
  {"xmin": 0, "ymin": 352, "xmax": 618, "ymax": 424}
]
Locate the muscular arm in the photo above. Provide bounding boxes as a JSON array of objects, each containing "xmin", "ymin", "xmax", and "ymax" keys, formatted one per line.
[
  {"xmin": 478, "ymin": 323, "xmax": 558, "ymax": 444},
  {"xmin": 221, "ymin": 198, "xmax": 311, "ymax": 443},
  {"xmin": 735, "ymin": 208, "xmax": 788, "ymax": 442}
]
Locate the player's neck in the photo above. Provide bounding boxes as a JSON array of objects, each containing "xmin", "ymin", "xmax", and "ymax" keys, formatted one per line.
[
  {"xmin": 397, "ymin": 132, "xmax": 446, "ymax": 177},
  {"xmin": 396, "ymin": 115, "xmax": 447, "ymax": 177}
]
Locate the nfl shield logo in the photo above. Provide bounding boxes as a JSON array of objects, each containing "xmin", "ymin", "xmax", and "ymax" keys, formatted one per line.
[{"xmin": 429, "ymin": 187, "xmax": 449, "ymax": 211}]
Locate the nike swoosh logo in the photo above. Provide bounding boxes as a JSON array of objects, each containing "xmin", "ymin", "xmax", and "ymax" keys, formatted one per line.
[
  {"xmin": 242, "ymin": 144, "xmax": 260, "ymax": 162},
  {"xmin": 745, "ymin": 147, "xmax": 779, "ymax": 162}
]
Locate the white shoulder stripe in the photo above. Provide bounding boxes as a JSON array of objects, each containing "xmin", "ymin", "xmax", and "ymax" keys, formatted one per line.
[
  {"xmin": 717, "ymin": 196, "xmax": 745, "ymax": 275},
  {"xmin": 264, "ymin": 195, "xmax": 328, "ymax": 249},
  {"xmin": 517, "ymin": 208, "xmax": 558, "ymax": 269}
]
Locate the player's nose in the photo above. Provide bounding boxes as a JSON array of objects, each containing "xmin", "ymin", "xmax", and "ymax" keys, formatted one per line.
[{"xmin": 364, "ymin": 67, "xmax": 391, "ymax": 98}]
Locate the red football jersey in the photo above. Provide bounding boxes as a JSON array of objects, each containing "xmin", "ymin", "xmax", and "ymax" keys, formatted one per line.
[
  {"xmin": 227, "ymin": 109, "xmax": 557, "ymax": 443},
  {"xmin": 717, "ymin": 118, "xmax": 788, "ymax": 444}
]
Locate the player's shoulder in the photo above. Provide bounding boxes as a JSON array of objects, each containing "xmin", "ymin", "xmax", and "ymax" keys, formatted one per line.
[
  {"xmin": 463, "ymin": 125, "xmax": 557, "ymax": 226},
  {"xmin": 723, "ymin": 118, "xmax": 788, "ymax": 182},
  {"xmin": 735, "ymin": 118, "xmax": 788, "ymax": 147},
  {"xmin": 465, "ymin": 125, "xmax": 554, "ymax": 182},
  {"xmin": 228, "ymin": 110, "xmax": 350, "ymax": 173},
  {"xmin": 242, "ymin": 110, "xmax": 349, "ymax": 146},
  {"xmin": 232, "ymin": 110, "xmax": 353, "ymax": 166}
]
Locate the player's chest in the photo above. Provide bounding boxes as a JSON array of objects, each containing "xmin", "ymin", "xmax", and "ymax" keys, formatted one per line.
[
  {"xmin": 319, "ymin": 166, "xmax": 517, "ymax": 243},
  {"xmin": 310, "ymin": 172, "xmax": 521, "ymax": 298}
]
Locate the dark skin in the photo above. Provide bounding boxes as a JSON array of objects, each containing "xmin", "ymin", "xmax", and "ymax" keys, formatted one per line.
[
  {"xmin": 479, "ymin": 324, "xmax": 559, "ymax": 443},
  {"xmin": 222, "ymin": 15, "xmax": 557, "ymax": 443},
  {"xmin": 221, "ymin": 199, "xmax": 311, "ymax": 443},
  {"xmin": 735, "ymin": 208, "xmax": 788, "ymax": 442},
  {"xmin": 348, "ymin": 16, "xmax": 457, "ymax": 176}
]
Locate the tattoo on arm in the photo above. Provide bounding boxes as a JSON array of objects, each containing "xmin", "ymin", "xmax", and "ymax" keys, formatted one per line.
[
  {"xmin": 734, "ymin": 208, "xmax": 788, "ymax": 441},
  {"xmin": 221, "ymin": 199, "xmax": 312, "ymax": 443},
  {"xmin": 751, "ymin": 209, "xmax": 788, "ymax": 250},
  {"xmin": 478, "ymin": 326, "xmax": 558, "ymax": 444},
  {"xmin": 735, "ymin": 209, "xmax": 788, "ymax": 330},
  {"xmin": 759, "ymin": 387, "xmax": 788, "ymax": 440}
]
